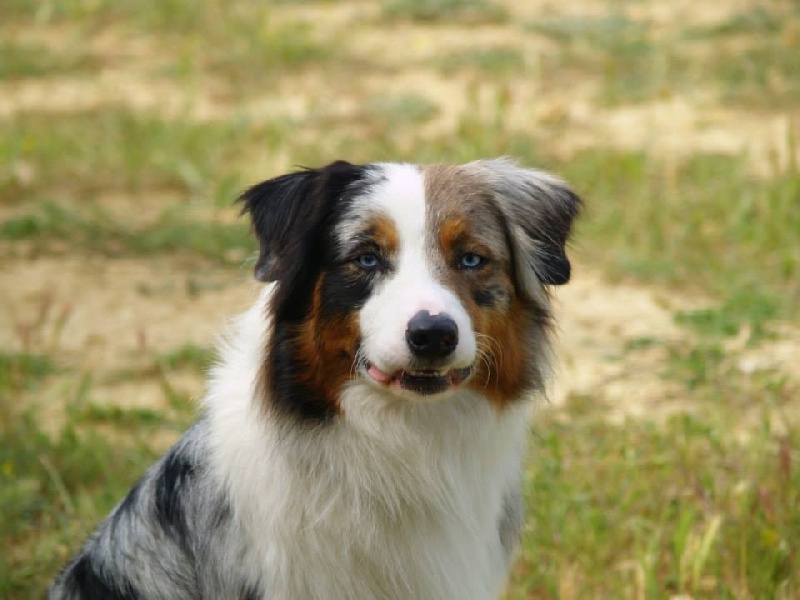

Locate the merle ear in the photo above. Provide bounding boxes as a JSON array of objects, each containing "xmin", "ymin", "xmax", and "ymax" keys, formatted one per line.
[
  {"xmin": 239, "ymin": 161, "xmax": 365, "ymax": 282},
  {"xmin": 474, "ymin": 158, "xmax": 581, "ymax": 296}
]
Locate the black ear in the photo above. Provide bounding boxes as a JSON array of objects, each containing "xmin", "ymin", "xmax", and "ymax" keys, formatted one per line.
[
  {"xmin": 472, "ymin": 158, "xmax": 581, "ymax": 296},
  {"xmin": 239, "ymin": 161, "xmax": 366, "ymax": 282}
]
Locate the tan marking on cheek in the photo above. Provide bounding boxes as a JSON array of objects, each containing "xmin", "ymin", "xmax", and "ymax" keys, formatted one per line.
[
  {"xmin": 294, "ymin": 274, "xmax": 360, "ymax": 412},
  {"xmin": 468, "ymin": 294, "xmax": 532, "ymax": 408}
]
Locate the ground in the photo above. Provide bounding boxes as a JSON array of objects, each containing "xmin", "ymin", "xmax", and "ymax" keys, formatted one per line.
[{"xmin": 1, "ymin": 0, "xmax": 798, "ymax": 597}]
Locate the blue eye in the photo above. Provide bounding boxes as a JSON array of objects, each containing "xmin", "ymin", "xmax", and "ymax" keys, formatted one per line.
[
  {"xmin": 355, "ymin": 253, "xmax": 380, "ymax": 269},
  {"xmin": 459, "ymin": 253, "xmax": 485, "ymax": 270}
]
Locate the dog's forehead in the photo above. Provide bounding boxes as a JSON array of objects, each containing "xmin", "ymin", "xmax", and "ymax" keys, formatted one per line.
[
  {"xmin": 337, "ymin": 163, "xmax": 425, "ymax": 243},
  {"xmin": 336, "ymin": 163, "xmax": 503, "ymax": 249}
]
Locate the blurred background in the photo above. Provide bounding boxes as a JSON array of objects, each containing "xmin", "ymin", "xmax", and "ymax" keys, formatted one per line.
[{"xmin": 1, "ymin": 0, "xmax": 798, "ymax": 597}]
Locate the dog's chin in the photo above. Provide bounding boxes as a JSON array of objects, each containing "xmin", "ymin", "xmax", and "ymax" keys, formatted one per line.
[{"xmin": 362, "ymin": 362, "xmax": 473, "ymax": 397}]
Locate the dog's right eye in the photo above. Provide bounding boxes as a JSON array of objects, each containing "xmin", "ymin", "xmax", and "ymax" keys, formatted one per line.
[{"xmin": 354, "ymin": 253, "xmax": 380, "ymax": 270}]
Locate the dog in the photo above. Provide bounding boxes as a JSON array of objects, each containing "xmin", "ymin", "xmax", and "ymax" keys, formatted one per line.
[{"xmin": 48, "ymin": 158, "xmax": 580, "ymax": 599}]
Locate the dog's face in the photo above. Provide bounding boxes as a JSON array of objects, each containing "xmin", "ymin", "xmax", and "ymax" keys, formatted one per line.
[{"xmin": 241, "ymin": 159, "xmax": 579, "ymax": 421}]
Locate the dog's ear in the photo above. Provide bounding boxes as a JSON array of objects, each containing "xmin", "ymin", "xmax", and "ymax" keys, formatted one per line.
[
  {"xmin": 239, "ymin": 161, "xmax": 366, "ymax": 282},
  {"xmin": 474, "ymin": 158, "xmax": 581, "ymax": 298}
]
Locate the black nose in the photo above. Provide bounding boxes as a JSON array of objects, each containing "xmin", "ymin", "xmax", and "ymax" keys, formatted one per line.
[{"xmin": 405, "ymin": 311, "xmax": 459, "ymax": 359}]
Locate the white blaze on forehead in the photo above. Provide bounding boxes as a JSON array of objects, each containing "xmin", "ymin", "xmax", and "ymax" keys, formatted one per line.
[
  {"xmin": 356, "ymin": 163, "xmax": 477, "ymax": 375},
  {"xmin": 341, "ymin": 163, "xmax": 426, "ymax": 244},
  {"xmin": 373, "ymin": 163, "xmax": 426, "ymax": 245}
]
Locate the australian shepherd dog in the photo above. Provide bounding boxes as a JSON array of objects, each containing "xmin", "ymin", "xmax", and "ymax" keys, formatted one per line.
[{"xmin": 49, "ymin": 158, "xmax": 580, "ymax": 599}]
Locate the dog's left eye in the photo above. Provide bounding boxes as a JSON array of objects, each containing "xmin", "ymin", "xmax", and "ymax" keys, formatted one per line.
[
  {"xmin": 458, "ymin": 253, "xmax": 486, "ymax": 270},
  {"xmin": 355, "ymin": 253, "xmax": 380, "ymax": 269}
]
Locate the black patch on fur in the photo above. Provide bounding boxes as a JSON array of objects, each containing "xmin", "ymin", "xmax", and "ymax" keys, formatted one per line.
[
  {"xmin": 154, "ymin": 447, "xmax": 196, "ymax": 547},
  {"xmin": 60, "ymin": 554, "xmax": 140, "ymax": 600},
  {"xmin": 528, "ymin": 187, "xmax": 581, "ymax": 286},
  {"xmin": 269, "ymin": 325, "xmax": 339, "ymax": 422},
  {"xmin": 497, "ymin": 487, "xmax": 523, "ymax": 559},
  {"xmin": 239, "ymin": 584, "xmax": 262, "ymax": 600},
  {"xmin": 240, "ymin": 161, "xmax": 379, "ymax": 423},
  {"xmin": 472, "ymin": 286, "xmax": 501, "ymax": 308},
  {"xmin": 535, "ymin": 242, "xmax": 573, "ymax": 286},
  {"xmin": 318, "ymin": 268, "xmax": 375, "ymax": 318},
  {"xmin": 209, "ymin": 496, "xmax": 233, "ymax": 530},
  {"xmin": 240, "ymin": 161, "xmax": 369, "ymax": 287}
]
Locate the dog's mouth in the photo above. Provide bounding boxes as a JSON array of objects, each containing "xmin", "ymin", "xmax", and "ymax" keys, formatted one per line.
[{"xmin": 364, "ymin": 362, "xmax": 473, "ymax": 396}]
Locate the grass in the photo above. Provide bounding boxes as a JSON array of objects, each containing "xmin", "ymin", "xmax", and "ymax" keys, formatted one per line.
[
  {"xmin": 1, "ymin": 0, "xmax": 337, "ymax": 92},
  {"xmin": 0, "ymin": 41, "xmax": 95, "ymax": 79},
  {"xmin": 2, "ymin": 0, "xmax": 799, "ymax": 597},
  {"xmin": 511, "ymin": 405, "xmax": 798, "ymax": 598},
  {"xmin": 363, "ymin": 93, "xmax": 440, "ymax": 126},
  {"xmin": 560, "ymin": 149, "xmax": 800, "ymax": 331},
  {"xmin": 381, "ymin": 0, "xmax": 507, "ymax": 23},
  {"xmin": 527, "ymin": 13, "xmax": 688, "ymax": 105},
  {"xmin": 0, "ymin": 201, "xmax": 254, "ymax": 265},
  {"xmin": 436, "ymin": 47, "xmax": 526, "ymax": 77},
  {"xmin": 686, "ymin": 4, "xmax": 800, "ymax": 107},
  {"xmin": 0, "ymin": 111, "xmax": 258, "ymax": 204}
]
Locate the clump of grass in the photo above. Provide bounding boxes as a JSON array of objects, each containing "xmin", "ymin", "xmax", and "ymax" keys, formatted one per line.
[
  {"xmin": 560, "ymin": 150, "xmax": 800, "ymax": 330},
  {"xmin": 0, "ymin": 110, "xmax": 254, "ymax": 204},
  {"xmin": 436, "ymin": 47, "xmax": 525, "ymax": 77},
  {"xmin": 363, "ymin": 93, "xmax": 439, "ymax": 126},
  {"xmin": 683, "ymin": 4, "xmax": 800, "ymax": 108},
  {"xmin": 0, "ymin": 201, "xmax": 254, "ymax": 264},
  {"xmin": 509, "ymin": 403, "xmax": 799, "ymax": 598},
  {"xmin": 156, "ymin": 344, "xmax": 216, "ymax": 372},
  {"xmin": 687, "ymin": 4, "xmax": 787, "ymax": 38},
  {"xmin": 69, "ymin": 404, "xmax": 168, "ymax": 427},
  {"xmin": 382, "ymin": 0, "xmax": 507, "ymax": 24},
  {"xmin": 204, "ymin": 19, "xmax": 334, "ymax": 87},
  {"xmin": 714, "ymin": 39, "xmax": 800, "ymax": 108},
  {"xmin": 675, "ymin": 290, "xmax": 781, "ymax": 342},
  {"xmin": 2, "ymin": 1, "xmax": 335, "ymax": 92},
  {"xmin": 529, "ymin": 13, "xmax": 643, "ymax": 45},
  {"xmin": 529, "ymin": 14, "xmax": 692, "ymax": 105},
  {"xmin": 0, "ymin": 41, "xmax": 95, "ymax": 79},
  {"xmin": 0, "ymin": 352, "xmax": 57, "ymax": 392}
]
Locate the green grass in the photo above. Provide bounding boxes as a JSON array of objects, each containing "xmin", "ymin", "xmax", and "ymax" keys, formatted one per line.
[
  {"xmin": 363, "ymin": 93, "xmax": 440, "ymax": 126},
  {"xmin": 561, "ymin": 150, "xmax": 800, "ymax": 330},
  {"xmin": 381, "ymin": 0, "xmax": 507, "ymax": 23},
  {"xmin": 713, "ymin": 38, "xmax": 800, "ymax": 108},
  {"xmin": 156, "ymin": 344, "xmax": 216, "ymax": 372},
  {"xmin": 0, "ymin": 41, "xmax": 95, "ymax": 79},
  {"xmin": 1, "ymin": 0, "xmax": 336, "ymax": 93},
  {"xmin": 681, "ymin": 4, "xmax": 800, "ymax": 108},
  {"xmin": 527, "ymin": 13, "xmax": 686, "ymax": 104},
  {"xmin": 0, "ymin": 201, "xmax": 254, "ymax": 265},
  {"xmin": 436, "ymin": 47, "xmax": 526, "ymax": 77},
  {"xmin": 511, "ymin": 405, "xmax": 798, "ymax": 598},
  {"xmin": 0, "ymin": 352, "xmax": 57, "ymax": 392},
  {"xmin": 0, "ymin": 110, "xmax": 258, "ymax": 204}
]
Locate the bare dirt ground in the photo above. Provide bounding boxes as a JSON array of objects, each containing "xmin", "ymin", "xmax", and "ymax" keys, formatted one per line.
[{"xmin": 1, "ymin": 0, "xmax": 797, "ymax": 429}]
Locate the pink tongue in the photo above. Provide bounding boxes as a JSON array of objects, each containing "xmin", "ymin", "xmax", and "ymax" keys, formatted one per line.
[{"xmin": 368, "ymin": 364, "xmax": 393, "ymax": 383}]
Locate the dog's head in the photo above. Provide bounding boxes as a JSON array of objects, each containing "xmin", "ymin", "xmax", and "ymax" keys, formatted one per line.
[{"xmin": 240, "ymin": 159, "xmax": 580, "ymax": 422}]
